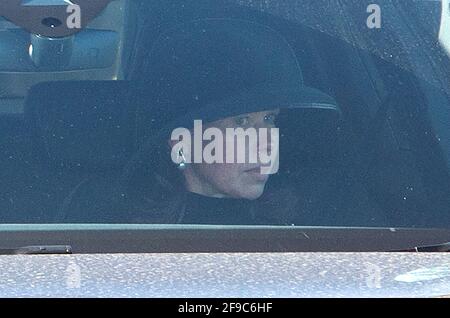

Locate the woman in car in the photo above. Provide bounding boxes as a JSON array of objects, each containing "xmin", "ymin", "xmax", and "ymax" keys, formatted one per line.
[{"xmin": 116, "ymin": 18, "xmax": 340, "ymax": 224}]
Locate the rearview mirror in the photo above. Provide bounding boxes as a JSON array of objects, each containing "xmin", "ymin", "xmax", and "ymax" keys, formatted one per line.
[
  {"xmin": 0, "ymin": 0, "xmax": 112, "ymax": 37},
  {"xmin": 0, "ymin": 28, "xmax": 119, "ymax": 72},
  {"xmin": 0, "ymin": 0, "xmax": 119, "ymax": 72}
]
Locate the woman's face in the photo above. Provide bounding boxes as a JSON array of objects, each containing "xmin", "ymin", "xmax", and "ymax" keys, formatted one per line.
[{"xmin": 180, "ymin": 109, "xmax": 280, "ymax": 200}]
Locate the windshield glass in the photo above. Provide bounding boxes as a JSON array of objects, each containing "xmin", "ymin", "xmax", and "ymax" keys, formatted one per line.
[{"xmin": 0, "ymin": 0, "xmax": 449, "ymax": 229}]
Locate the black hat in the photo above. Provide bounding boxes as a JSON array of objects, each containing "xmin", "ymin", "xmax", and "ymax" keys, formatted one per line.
[{"xmin": 136, "ymin": 18, "xmax": 340, "ymax": 145}]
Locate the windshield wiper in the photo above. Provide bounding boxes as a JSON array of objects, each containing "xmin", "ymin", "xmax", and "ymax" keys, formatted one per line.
[
  {"xmin": 398, "ymin": 242, "xmax": 450, "ymax": 252},
  {"xmin": 0, "ymin": 245, "xmax": 72, "ymax": 255}
]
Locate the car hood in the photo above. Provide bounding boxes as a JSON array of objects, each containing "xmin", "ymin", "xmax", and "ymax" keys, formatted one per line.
[{"xmin": 0, "ymin": 252, "xmax": 449, "ymax": 297}]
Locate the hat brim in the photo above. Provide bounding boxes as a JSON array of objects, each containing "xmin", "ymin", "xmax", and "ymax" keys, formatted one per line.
[
  {"xmin": 136, "ymin": 84, "xmax": 342, "ymax": 162},
  {"xmin": 165, "ymin": 84, "xmax": 341, "ymax": 131}
]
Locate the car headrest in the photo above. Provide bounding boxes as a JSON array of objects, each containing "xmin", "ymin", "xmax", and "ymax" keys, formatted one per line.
[
  {"xmin": 277, "ymin": 108, "xmax": 344, "ymax": 172},
  {"xmin": 24, "ymin": 81, "xmax": 136, "ymax": 171}
]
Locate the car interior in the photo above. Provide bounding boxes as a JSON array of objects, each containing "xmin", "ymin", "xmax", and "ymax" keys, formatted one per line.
[{"xmin": 0, "ymin": 0, "xmax": 449, "ymax": 227}]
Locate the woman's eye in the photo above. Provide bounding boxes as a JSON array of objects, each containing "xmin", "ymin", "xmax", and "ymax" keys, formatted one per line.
[
  {"xmin": 235, "ymin": 117, "xmax": 250, "ymax": 126},
  {"xmin": 264, "ymin": 114, "xmax": 277, "ymax": 124}
]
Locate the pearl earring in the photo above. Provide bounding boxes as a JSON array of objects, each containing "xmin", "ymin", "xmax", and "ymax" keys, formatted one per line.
[{"xmin": 177, "ymin": 148, "xmax": 187, "ymax": 170}]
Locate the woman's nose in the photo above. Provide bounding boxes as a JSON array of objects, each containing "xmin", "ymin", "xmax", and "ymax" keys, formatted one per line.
[{"xmin": 257, "ymin": 132, "xmax": 277, "ymax": 154}]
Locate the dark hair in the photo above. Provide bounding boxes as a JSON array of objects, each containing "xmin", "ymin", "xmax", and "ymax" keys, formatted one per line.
[{"xmin": 115, "ymin": 131, "xmax": 189, "ymax": 223}]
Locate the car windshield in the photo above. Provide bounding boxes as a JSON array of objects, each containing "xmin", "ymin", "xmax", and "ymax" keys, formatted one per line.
[{"xmin": 0, "ymin": 0, "xmax": 449, "ymax": 230}]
